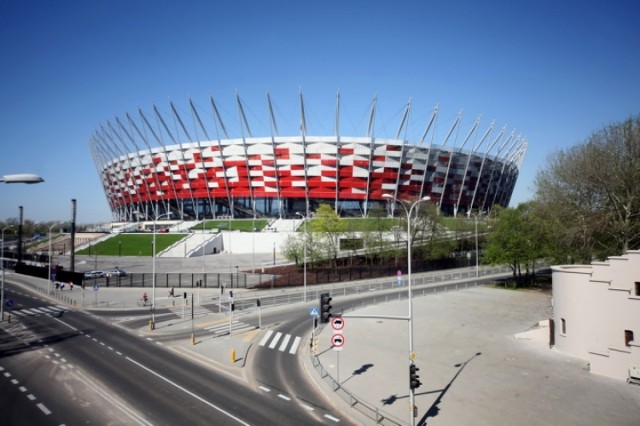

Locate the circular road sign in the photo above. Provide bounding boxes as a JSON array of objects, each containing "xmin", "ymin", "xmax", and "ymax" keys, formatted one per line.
[
  {"xmin": 331, "ymin": 316, "xmax": 345, "ymax": 331},
  {"xmin": 93, "ymin": 284, "xmax": 100, "ymax": 291},
  {"xmin": 330, "ymin": 333, "xmax": 345, "ymax": 348}
]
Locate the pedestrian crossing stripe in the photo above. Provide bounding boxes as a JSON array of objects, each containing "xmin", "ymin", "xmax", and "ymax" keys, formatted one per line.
[
  {"xmin": 168, "ymin": 305, "xmax": 211, "ymax": 318},
  {"xmin": 204, "ymin": 320, "xmax": 254, "ymax": 335},
  {"xmin": 258, "ymin": 330, "xmax": 302, "ymax": 355},
  {"xmin": 9, "ymin": 305, "xmax": 66, "ymax": 317}
]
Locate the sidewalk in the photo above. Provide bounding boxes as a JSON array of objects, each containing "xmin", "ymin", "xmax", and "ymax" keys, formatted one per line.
[{"xmin": 309, "ymin": 287, "xmax": 640, "ymax": 426}]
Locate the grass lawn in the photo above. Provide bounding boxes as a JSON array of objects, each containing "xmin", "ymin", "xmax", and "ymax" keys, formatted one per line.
[
  {"xmin": 193, "ymin": 219, "xmax": 269, "ymax": 232},
  {"xmin": 77, "ymin": 234, "xmax": 187, "ymax": 257}
]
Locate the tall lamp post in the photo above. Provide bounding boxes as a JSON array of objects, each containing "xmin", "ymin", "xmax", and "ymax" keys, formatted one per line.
[
  {"xmin": 383, "ymin": 194, "xmax": 430, "ymax": 426},
  {"xmin": 1, "ymin": 226, "xmax": 14, "ymax": 322},
  {"xmin": 469, "ymin": 211, "xmax": 485, "ymax": 278},
  {"xmin": 1, "ymin": 173, "xmax": 44, "ymax": 322},
  {"xmin": 150, "ymin": 212, "xmax": 172, "ymax": 330},
  {"xmin": 48, "ymin": 222, "xmax": 63, "ymax": 295},
  {"xmin": 296, "ymin": 212, "xmax": 307, "ymax": 303}
]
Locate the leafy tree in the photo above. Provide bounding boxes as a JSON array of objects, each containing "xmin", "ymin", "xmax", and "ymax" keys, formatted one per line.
[
  {"xmin": 484, "ymin": 203, "xmax": 551, "ymax": 283},
  {"xmin": 534, "ymin": 115, "xmax": 640, "ymax": 261},
  {"xmin": 361, "ymin": 206, "xmax": 397, "ymax": 266},
  {"xmin": 281, "ymin": 233, "xmax": 303, "ymax": 266},
  {"xmin": 308, "ymin": 204, "xmax": 347, "ymax": 271}
]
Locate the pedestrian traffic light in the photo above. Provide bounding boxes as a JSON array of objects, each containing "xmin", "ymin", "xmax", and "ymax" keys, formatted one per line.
[
  {"xmin": 409, "ymin": 364, "xmax": 421, "ymax": 390},
  {"xmin": 320, "ymin": 293, "xmax": 332, "ymax": 323}
]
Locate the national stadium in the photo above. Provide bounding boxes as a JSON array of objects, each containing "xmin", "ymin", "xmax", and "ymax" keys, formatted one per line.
[{"xmin": 89, "ymin": 93, "xmax": 527, "ymax": 221}]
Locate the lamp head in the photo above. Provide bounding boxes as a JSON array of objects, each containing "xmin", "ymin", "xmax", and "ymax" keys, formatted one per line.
[{"xmin": 1, "ymin": 174, "xmax": 44, "ymax": 184}]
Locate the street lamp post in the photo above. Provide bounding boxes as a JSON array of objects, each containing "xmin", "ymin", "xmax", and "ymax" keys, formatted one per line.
[
  {"xmin": 1, "ymin": 226, "xmax": 14, "ymax": 322},
  {"xmin": 469, "ymin": 211, "xmax": 484, "ymax": 278},
  {"xmin": 150, "ymin": 212, "xmax": 172, "ymax": 330},
  {"xmin": 296, "ymin": 212, "xmax": 307, "ymax": 303},
  {"xmin": 48, "ymin": 223, "xmax": 62, "ymax": 295},
  {"xmin": 383, "ymin": 194, "xmax": 430, "ymax": 426},
  {"xmin": 0, "ymin": 174, "xmax": 43, "ymax": 322}
]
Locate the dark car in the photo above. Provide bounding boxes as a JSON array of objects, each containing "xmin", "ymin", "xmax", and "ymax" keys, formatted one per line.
[{"xmin": 107, "ymin": 269, "xmax": 127, "ymax": 277}]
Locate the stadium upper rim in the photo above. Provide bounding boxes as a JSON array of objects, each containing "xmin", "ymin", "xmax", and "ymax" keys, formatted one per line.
[{"xmin": 89, "ymin": 92, "xmax": 527, "ymax": 222}]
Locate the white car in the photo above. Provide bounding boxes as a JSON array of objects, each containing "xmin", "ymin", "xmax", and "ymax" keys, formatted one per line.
[{"xmin": 83, "ymin": 271, "xmax": 105, "ymax": 279}]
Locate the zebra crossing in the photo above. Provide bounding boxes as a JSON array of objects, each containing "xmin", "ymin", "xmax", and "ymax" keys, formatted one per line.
[
  {"xmin": 168, "ymin": 305, "xmax": 211, "ymax": 318},
  {"xmin": 8, "ymin": 305, "xmax": 67, "ymax": 318},
  {"xmin": 204, "ymin": 320, "xmax": 255, "ymax": 336},
  {"xmin": 258, "ymin": 330, "xmax": 302, "ymax": 355}
]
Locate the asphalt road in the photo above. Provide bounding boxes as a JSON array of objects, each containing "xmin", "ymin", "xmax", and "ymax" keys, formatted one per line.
[{"xmin": 0, "ymin": 282, "xmax": 330, "ymax": 425}]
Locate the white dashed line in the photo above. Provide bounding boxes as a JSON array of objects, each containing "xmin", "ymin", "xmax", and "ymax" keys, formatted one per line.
[
  {"xmin": 324, "ymin": 414, "xmax": 340, "ymax": 422},
  {"xmin": 11, "ymin": 379, "xmax": 18, "ymax": 385},
  {"xmin": 3, "ymin": 372, "xmax": 11, "ymax": 377},
  {"xmin": 277, "ymin": 394, "xmax": 291, "ymax": 401},
  {"xmin": 36, "ymin": 403, "xmax": 51, "ymax": 415},
  {"xmin": 27, "ymin": 394, "xmax": 36, "ymax": 401},
  {"xmin": 258, "ymin": 386, "xmax": 271, "ymax": 392},
  {"xmin": 301, "ymin": 404, "xmax": 314, "ymax": 411}
]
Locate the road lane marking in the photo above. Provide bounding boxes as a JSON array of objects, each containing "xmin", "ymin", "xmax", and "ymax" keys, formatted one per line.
[
  {"xmin": 289, "ymin": 336, "xmax": 301, "ymax": 354},
  {"xmin": 259, "ymin": 386, "xmax": 271, "ymax": 392},
  {"xmin": 125, "ymin": 356, "xmax": 251, "ymax": 426},
  {"xmin": 279, "ymin": 334, "xmax": 291, "ymax": 352},
  {"xmin": 277, "ymin": 394, "xmax": 291, "ymax": 401},
  {"xmin": 36, "ymin": 403, "xmax": 51, "ymax": 415},
  {"xmin": 27, "ymin": 394, "xmax": 36, "ymax": 401},
  {"xmin": 301, "ymin": 404, "xmax": 314, "ymax": 411},
  {"xmin": 19, "ymin": 386, "xmax": 27, "ymax": 392},
  {"xmin": 324, "ymin": 414, "xmax": 340, "ymax": 422},
  {"xmin": 268, "ymin": 332, "xmax": 282, "ymax": 349},
  {"xmin": 258, "ymin": 330, "xmax": 273, "ymax": 346}
]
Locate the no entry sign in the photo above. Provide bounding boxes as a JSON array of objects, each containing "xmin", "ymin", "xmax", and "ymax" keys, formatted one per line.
[
  {"xmin": 330, "ymin": 333, "xmax": 345, "ymax": 350},
  {"xmin": 331, "ymin": 316, "xmax": 345, "ymax": 331}
]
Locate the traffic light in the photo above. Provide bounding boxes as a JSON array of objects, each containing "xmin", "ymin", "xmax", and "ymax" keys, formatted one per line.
[
  {"xmin": 409, "ymin": 364, "xmax": 421, "ymax": 390},
  {"xmin": 320, "ymin": 293, "xmax": 332, "ymax": 323}
]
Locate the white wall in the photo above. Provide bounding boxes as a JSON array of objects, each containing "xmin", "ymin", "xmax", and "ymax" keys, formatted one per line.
[{"xmin": 552, "ymin": 251, "xmax": 640, "ymax": 381}]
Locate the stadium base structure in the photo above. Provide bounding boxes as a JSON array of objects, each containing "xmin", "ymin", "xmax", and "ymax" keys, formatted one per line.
[{"xmin": 90, "ymin": 92, "xmax": 527, "ymax": 221}]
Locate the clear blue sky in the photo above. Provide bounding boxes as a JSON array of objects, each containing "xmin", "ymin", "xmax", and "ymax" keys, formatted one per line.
[{"xmin": 1, "ymin": 0, "xmax": 638, "ymax": 224}]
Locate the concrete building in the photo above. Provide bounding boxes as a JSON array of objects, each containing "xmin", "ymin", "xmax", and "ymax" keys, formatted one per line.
[{"xmin": 552, "ymin": 250, "xmax": 640, "ymax": 382}]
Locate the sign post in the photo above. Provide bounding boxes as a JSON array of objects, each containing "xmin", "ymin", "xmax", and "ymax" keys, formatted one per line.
[{"xmin": 93, "ymin": 284, "xmax": 99, "ymax": 307}]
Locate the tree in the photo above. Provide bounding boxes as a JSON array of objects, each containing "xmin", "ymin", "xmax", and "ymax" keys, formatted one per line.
[
  {"xmin": 361, "ymin": 206, "xmax": 396, "ymax": 266},
  {"xmin": 534, "ymin": 115, "xmax": 640, "ymax": 261},
  {"xmin": 281, "ymin": 233, "xmax": 303, "ymax": 266},
  {"xmin": 484, "ymin": 203, "xmax": 551, "ymax": 283},
  {"xmin": 308, "ymin": 204, "xmax": 347, "ymax": 271}
]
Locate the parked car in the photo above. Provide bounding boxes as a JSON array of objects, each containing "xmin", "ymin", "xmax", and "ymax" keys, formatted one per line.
[
  {"xmin": 106, "ymin": 268, "xmax": 127, "ymax": 277},
  {"xmin": 83, "ymin": 270, "xmax": 105, "ymax": 279}
]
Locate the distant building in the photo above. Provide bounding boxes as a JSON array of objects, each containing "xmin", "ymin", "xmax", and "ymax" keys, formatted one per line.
[
  {"xmin": 552, "ymin": 251, "xmax": 640, "ymax": 382},
  {"xmin": 90, "ymin": 93, "xmax": 527, "ymax": 222}
]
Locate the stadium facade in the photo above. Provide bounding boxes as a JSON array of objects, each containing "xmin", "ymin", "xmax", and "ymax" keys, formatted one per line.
[{"xmin": 89, "ymin": 93, "xmax": 527, "ymax": 221}]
